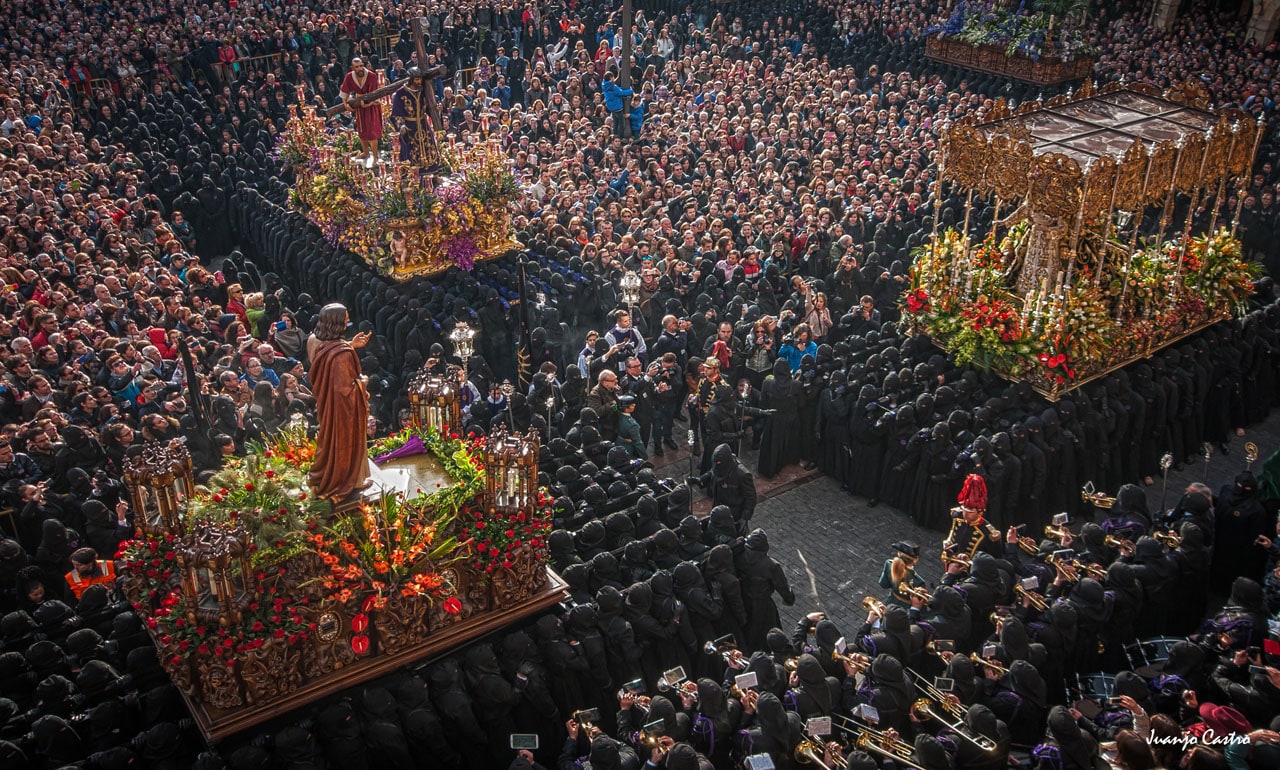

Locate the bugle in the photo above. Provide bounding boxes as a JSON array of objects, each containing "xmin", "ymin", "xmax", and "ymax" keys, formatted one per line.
[
  {"xmin": 1014, "ymin": 534, "xmax": 1039, "ymax": 555},
  {"xmin": 794, "ymin": 738, "xmax": 836, "ymax": 770},
  {"xmin": 1014, "ymin": 584, "xmax": 1049, "ymax": 612},
  {"xmin": 862, "ymin": 596, "xmax": 887, "ymax": 617},
  {"xmin": 910, "ymin": 698, "xmax": 999, "ymax": 752},
  {"xmin": 783, "ymin": 657, "xmax": 800, "ymax": 673},
  {"xmin": 968, "ymin": 653, "xmax": 1009, "ymax": 676},
  {"xmin": 1153, "ymin": 529, "xmax": 1181, "ymax": 549},
  {"xmin": 941, "ymin": 551, "xmax": 972, "ymax": 571}
]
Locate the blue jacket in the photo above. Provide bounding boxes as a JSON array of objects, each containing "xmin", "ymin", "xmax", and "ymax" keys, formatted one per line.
[
  {"xmin": 629, "ymin": 99, "xmax": 645, "ymax": 133},
  {"xmin": 778, "ymin": 340, "xmax": 817, "ymax": 372},
  {"xmin": 602, "ymin": 79, "xmax": 633, "ymax": 112}
]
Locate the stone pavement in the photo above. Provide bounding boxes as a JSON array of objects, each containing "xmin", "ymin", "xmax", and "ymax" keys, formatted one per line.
[{"xmin": 682, "ymin": 407, "xmax": 1280, "ymax": 634}]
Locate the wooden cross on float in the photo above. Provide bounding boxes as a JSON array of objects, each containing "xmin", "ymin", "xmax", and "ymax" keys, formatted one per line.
[{"xmin": 325, "ymin": 16, "xmax": 446, "ymax": 132}]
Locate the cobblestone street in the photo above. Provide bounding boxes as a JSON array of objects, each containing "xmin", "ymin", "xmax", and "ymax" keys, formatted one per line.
[{"xmin": 657, "ymin": 409, "xmax": 1280, "ymax": 633}]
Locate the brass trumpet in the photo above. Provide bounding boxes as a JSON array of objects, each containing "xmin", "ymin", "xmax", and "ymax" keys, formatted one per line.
[
  {"xmin": 1014, "ymin": 584, "xmax": 1049, "ymax": 612},
  {"xmin": 1079, "ymin": 562, "xmax": 1108, "ymax": 581},
  {"xmin": 795, "ymin": 738, "xmax": 836, "ymax": 770},
  {"xmin": 1044, "ymin": 525, "xmax": 1071, "ymax": 543},
  {"xmin": 898, "ymin": 582, "xmax": 932, "ymax": 604},
  {"xmin": 657, "ymin": 678, "xmax": 699, "ymax": 702},
  {"xmin": 941, "ymin": 552, "xmax": 972, "ymax": 571},
  {"xmin": 702, "ymin": 640, "xmax": 744, "ymax": 666},
  {"xmin": 1105, "ymin": 534, "xmax": 1135, "ymax": 553},
  {"xmin": 832, "ymin": 649, "xmax": 871, "ymax": 674},
  {"xmin": 1014, "ymin": 534, "xmax": 1040, "ymax": 555},
  {"xmin": 862, "ymin": 596, "xmax": 887, "ymax": 617},
  {"xmin": 910, "ymin": 698, "xmax": 999, "ymax": 752},
  {"xmin": 1081, "ymin": 481, "xmax": 1115, "ymax": 509},
  {"xmin": 784, "ymin": 657, "xmax": 800, "ymax": 673},
  {"xmin": 968, "ymin": 653, "xmax": 1009, "ymax": 676},
  {"xmin": 849, "ymin": 723, "xmax": 928, "ymax": 770},
  {"xmin": 1153, "ymin": 529, "xmax": 1181, "ymax": 549},
  {"xmin": 1046, "ymin": 554, "xmax": 1080, "ymax": 583}
]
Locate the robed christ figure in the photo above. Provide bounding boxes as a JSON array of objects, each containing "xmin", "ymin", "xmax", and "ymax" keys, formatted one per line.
[{"xmin": 306, "ymin": 304, "xmax": 372, "ymax": 502}]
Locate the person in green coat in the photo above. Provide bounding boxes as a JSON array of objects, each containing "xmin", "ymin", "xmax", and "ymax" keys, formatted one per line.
[{"xmin": 616, "ymin": 395, "xmax": 647, "ymax": 460}]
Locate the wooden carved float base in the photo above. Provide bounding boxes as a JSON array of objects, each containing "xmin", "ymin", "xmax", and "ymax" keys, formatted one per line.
[{"xmin": 172, "ymin": 567, "xmax": 566, "ymax": 743}]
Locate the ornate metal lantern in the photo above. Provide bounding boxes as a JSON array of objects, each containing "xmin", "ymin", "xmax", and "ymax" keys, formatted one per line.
[
  {"xmin": 178, "ymin": 522, "xmax": 254, "ymax": 626},
  {"xmin": 449, "ymin": 322, "xmax": 476, "ymax": 372},
  {"xmin": 408, "ymin": 366, "xmax": 462, "ymax": 432},
  {"xmin": 482, "ymin": 425, "xmax": 539, "ymax": 513},
  {"xmin": 123, "ymin": 441, "xmax": 196, "ymax": 537},
  {"xmin": 619, "ymin": 270, "xmax": 641, "ymax": 309}
]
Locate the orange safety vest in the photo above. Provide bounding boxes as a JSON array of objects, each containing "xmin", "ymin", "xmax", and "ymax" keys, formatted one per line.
[{"xmin": 65, "ymin": 560, "xmax": 117, "ymax": 600}]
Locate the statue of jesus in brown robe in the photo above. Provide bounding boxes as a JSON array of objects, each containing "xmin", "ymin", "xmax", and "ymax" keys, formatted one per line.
[{"xmin": 306, "ymin": 303, "xmax": 372, "ymax": 502}]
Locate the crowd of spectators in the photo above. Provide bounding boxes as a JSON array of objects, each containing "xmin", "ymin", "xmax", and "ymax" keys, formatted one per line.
[{"xmin": 1, "ymin": 0, "xmax": 1280, "ymax": 765}]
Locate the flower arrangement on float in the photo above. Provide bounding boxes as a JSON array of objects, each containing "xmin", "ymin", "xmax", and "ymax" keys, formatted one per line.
[
  {"xmin": 928, "ymin": 0, "xmax": 1097, "ymax": 62},
  {"xmin": 115, "ymin": 420, "xmax": 551, "ymax": 694},
  {"xmin": 903, "ymin": 227, "xmax": 1256, "ymax": 393},
  {"xmin": 278, "ymin": 104, "xmax": 521, "ymax": 278}
]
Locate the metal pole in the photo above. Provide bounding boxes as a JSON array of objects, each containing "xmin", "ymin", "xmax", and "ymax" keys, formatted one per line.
[{"xmin": 620, "ymin": 0, "xmax": 634, "ymax": 90}]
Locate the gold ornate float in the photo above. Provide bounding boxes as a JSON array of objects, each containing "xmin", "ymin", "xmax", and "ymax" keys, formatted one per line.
[
  {"xmin": 904, "ymin": 81, "xmax": 1264, "ymax": 400},
  {"xmin": 279, "ymin": 85, "xmax": 522, "ymax": 279}
]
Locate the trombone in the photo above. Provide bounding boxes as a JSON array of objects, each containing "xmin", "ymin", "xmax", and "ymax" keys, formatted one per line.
[
  {"xmin": 832, "ymin": 649, "xmax": 871, "ymax": 675},
  {"xmin": 1153, "ymin": 529, "xmax": 1181, "ymax": 549},
  {"xmin": 906, "ymin": 668, "xmax": 966, "ymax": 721},
  {"xmin": 832, "ymin": 716, "xmax": 927, "ymax": 770},
  {"xmin": 968, "ymin": 653, "xmax": 1009, "ymax": 676},
  {"xmin": 1014, "ymin": 584, "xmax": 1049, "ymax": 612},
  {"xmin": 910, "ymin": 698, "xmax": 999, "ymax": 752},
  {"xmin": 794, "ymin": 738, "xmax": 836, "ymax": 770},
  {"xmin": 862, "ymin": 596, "xmax": 887, "ymax": 618}
]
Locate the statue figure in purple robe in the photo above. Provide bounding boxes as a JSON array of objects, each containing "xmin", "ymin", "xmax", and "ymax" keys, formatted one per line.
[{"xmin": 389, "ymin": 83, "xmax": 441, "ymax": 170}]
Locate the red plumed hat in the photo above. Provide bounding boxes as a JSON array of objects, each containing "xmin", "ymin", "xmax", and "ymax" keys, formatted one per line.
[{"xmin": 957, "ymin": 473, "xmax": 987, "ymax": 511}]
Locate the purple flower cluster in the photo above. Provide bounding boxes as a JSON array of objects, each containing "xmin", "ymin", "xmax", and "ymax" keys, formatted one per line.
[
  {"xmin": 446, "ymin": 234, "xmax": 479, "ymax": 271},
  {"xmin": 438, "ymin": 184, "xmax": 467, "ymax": 206}
]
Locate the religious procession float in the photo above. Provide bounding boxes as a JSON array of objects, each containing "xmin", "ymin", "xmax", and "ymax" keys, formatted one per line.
[
  {"xmin": 116, "ymin": 365, "xmax": 561, "ymax": 742},
  {"xmin": 902, "ymin": 81, "xmax": 1264, "ymax": 400},
  {"xmin": 925, "ymin": 0, "xmax": 1096, "ymax": 85},
  {"xmin": 278, "ymin": 84, "xmax": 522, "ymax": 279}
]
